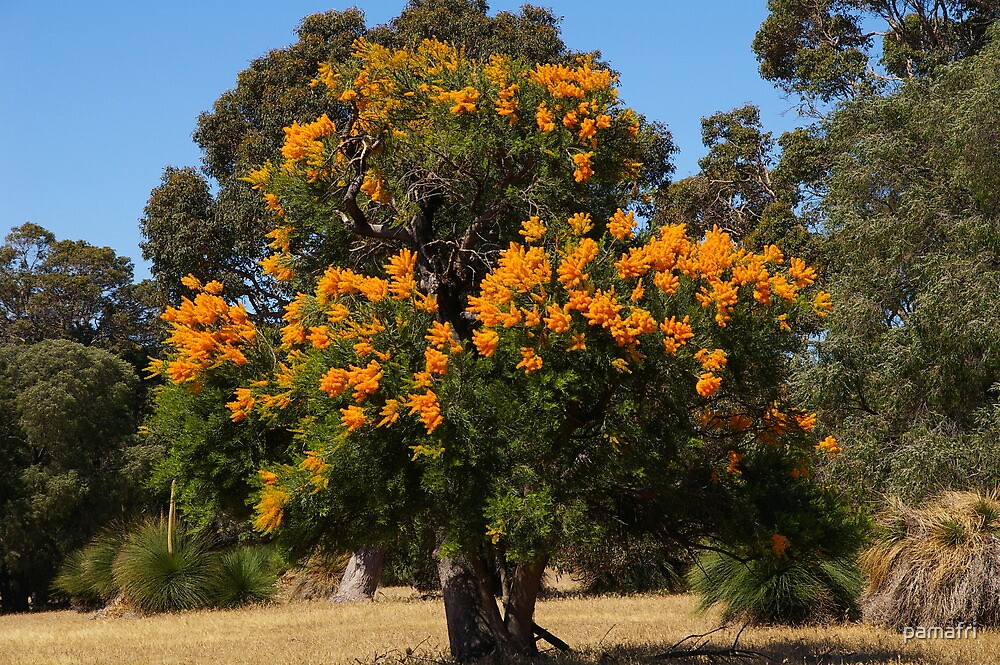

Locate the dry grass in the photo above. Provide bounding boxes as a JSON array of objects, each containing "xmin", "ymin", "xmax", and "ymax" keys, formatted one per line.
[
  {"xmin": 0, "ymin": 587, "xmax": 996, "ymax": 664},
  {"xmin": 863, "ymin": 490, "xmax": 1000, "ymax": 629}
]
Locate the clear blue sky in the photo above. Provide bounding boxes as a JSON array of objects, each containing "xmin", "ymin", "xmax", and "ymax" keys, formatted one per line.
[{"xmin": 0, "ymin": 1, "xmax": 799, "ymax": 280}]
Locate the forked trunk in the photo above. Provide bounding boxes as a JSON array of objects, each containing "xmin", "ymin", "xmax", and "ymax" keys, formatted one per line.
[
  {"xmin": 437, "ymin": 553, "xmax": 495, "ymax": 661},
  {"xmin": 329, "ymin": 545, "xmax": 386, "ymax": 603},
  {"xmin": 466, "ymin": 553, "xmax": 552, "ymax": 658}
]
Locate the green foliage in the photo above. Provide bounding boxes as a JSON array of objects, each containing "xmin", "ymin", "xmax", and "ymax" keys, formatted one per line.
[
  {"xmin": 753, "ymin": 0, "xmax": 1000, "ymax": 107},
  {"xmin": 0, "ymin": 223, "xmax": 159, "ymax": 365},
  {"xmin": 111, "ymin": 520, "xmax": 219, "ymax": 613},
  {"xmin": 0, "ymin": 340, "xmax": 146, "ymax": 612},
  {"xmin": 688, "ymin": 548, "xmax": 861, "ymax": 625},
  {"xmin": 213, "ymin": 545, "xmax": 285, "ymax": 608},
  {"xmin": 148, "ymin": 379, "xmax": 291, "ymax": 532},
  {"xmin": 52, "ymin": 527, "xmax": 127, "ymax": 609},
  {"xmin": 795, "ymin": 28, "xmax": 1000, "ymax": 504}
]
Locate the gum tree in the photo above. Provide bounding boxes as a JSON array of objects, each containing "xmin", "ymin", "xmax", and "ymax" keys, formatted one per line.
[{"xmin": 152, "ymin": 38, "xmax": 842, "ymax": 658}]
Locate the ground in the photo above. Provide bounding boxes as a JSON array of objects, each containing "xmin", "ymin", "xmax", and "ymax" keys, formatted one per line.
[{"xmin": 0, "ymin": 587, "xmax": 994, "ymax": 664}]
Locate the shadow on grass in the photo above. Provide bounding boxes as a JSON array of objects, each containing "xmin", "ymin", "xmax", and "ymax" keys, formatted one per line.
[{"xmin": 373, "ymin": 638, "xmax": 929, "ymax": 665}]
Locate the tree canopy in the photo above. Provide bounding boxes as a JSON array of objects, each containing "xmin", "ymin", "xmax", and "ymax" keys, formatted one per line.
[
  {"xmin": 754, "ymin": 0, "xmax": 1000, "ymax": 107},
  {"xmin": 0, "ymin": 223, "xmax": 157, "ymax": 365},
  {"xmin": 794, "ymin": 26, "xmax": 1000, "ymax": 502},
  {"xmin": 0, "ymin": 340, "xmax": 146, "ymax": 612},
  {"xmin": 152, "ymin": 34, "xmax": 848, "ymax": 658}
]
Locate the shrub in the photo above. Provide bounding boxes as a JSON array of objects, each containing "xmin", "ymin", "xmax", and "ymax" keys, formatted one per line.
[
  {"xmin": 862, "ymin": 490, "xmax": 1000, "ymax": 628},
  {"xmin": 214, "ymin": 545, "xmax": 285, "ymax": 607},
  {"xmin": 688, "ymin": 550, "xmax": 861, "ymax": 624},
  {"xmin": 53, "ymin": 527, "xmax": 128, "ymax": 609},
  {"xmin": 112, "ymin": 520, "xmax": 219, "ymax": 612}
]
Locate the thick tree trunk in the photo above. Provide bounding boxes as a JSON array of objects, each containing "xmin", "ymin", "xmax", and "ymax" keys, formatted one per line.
[
  {"xmin": 329, "ymin": 546, "xmax": 386, "ymax": 603},
  {"xmin": 503, "ymin": 558, "xmax": 548, "ymax": 655},
  {"xmin": 437, "ymin": 553, "xmax": 495, "ymax": 661}
]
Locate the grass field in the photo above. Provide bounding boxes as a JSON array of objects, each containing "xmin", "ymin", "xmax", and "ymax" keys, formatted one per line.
[{"xmin": 0, "ymin": 587, "xmax": 995, "ymax": 664}]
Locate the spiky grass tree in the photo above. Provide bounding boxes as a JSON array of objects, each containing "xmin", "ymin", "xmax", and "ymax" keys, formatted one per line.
[
  {"xmin": 688, "ymin": 551, "xmax": 861, "ymax": 625},
  {"xmin": 214, "ymin": 546, "xmax": 285, "ymax": 608},
  {"xmin": 112, "ymin": 520, "xmax": 218, "ymax": 613},
  {"xmin": 863, "ymin": 490, "xmax": 1000, "ymax": 628}
]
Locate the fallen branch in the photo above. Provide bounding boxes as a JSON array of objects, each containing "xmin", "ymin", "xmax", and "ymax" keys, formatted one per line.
[
  {"xmin": 655, "ymin": 621, "xmax": 775, "ymax": 662},
  {"xmin": 533, "ymin": 622, "xmax": 570, "ymax": 651}
]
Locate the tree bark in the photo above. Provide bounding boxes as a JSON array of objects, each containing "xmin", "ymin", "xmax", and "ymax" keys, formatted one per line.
[
  {"xmin": 437, "ymin": 553, "xmax": 495, "ymax": 661},
  {"xmin": 329, "ymin": 546, "xmax": 386, "ymax": 603},
  {"xmin": 503, "ymin": 557, "xmax": 548, "ymax": 655}
]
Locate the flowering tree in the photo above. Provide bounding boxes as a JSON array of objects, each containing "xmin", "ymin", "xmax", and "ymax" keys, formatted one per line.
[{"xmin": 153, "ymin": 38, "xmax": 839, "ymax": 658}]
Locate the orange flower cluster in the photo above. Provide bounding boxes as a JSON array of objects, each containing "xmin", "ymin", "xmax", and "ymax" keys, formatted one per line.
[
  {"xmin": 529, "ymin": 61, "xmax": 614, "ymax": 99},
  {"xmin": 434, "ymin": 86, "xmax": 479, "ymax": 114},
  {"xmin": 281, "ymin": 114, "xmax": 336, "ymax": 167},
  {"xmin": 254, "ymin": 485, "xmax": 289, "ymax": 534},
  {"xmin": 816, "ymin": 435, "xmax": 842, "ymax": 458},
  {"xmin": 464, "ymin": 216, "xmax": 830, "ymax": 405},
  {"xmin": 154, "ymin": 276, "xmax": 257, "ymax": 385}
]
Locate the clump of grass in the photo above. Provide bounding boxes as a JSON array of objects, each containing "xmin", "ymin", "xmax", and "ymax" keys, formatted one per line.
[
  {"xmin": 214, "ymin": 545, "xmax": 285, "ymax": 608},
  {"xmin": 862, "ymin": 490, "xmax": 1000, "ymax": 628},
  {"xmin": 688, "ymin": 551, "xmax": 861, "ymax": 625},
  {"xmin": 53, "ymin": 527, "xmax": 128, "ymax": 609},
  {"xmin": 112, "ymin": 520, "xmax": 219, "ymax": 613}
]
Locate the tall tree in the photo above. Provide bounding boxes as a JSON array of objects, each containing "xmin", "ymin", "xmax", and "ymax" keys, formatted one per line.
[
  {"xmin": 143, "ymin": 2, "xmax": 654, "ymax": 630},
  {"xmin": 152, "ymin": 38, "xmax": 846, "ymax": 659},
  {"xmin": 0, "ymin": 223, "xmax": 157, "ymax": 366},
  {"xmin": 793, "ymin": 27, "xmax": 1000, "ymax": 503},
  {"xmin": 0, "ymin": 340, "xmax": 146, "ymax": 612},
  {"xmin": 753, "ymin": 0, "xmax": 1000, "ymax": 107}
]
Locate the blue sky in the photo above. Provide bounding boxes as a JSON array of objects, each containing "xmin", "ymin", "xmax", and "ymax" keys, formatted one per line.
[{"xmin": 0, "ymin": 1, "xmax": 800, "ymax": 280}]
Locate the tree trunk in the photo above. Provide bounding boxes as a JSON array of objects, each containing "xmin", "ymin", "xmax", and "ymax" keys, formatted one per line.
[
  {"xmin": 503, "ymin": 557, "xmax": 548, "ymax": 655},
  {"xmin": 437, "ymin": 553, "xmax": 495, "ymax": 661},
  {"xmin": 329, "ymin": 546, "xmax": 386, "ymax": 603}
]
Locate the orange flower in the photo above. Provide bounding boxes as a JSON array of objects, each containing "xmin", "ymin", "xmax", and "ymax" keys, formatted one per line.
[
  {"xmin": 425, "ymin": 347, "xmax": 449, "ymax": 375},
  {"xmin": 519, "ymin": 216, "xmax": 546, "ymax": 243},
  {"xmin": 536, "ymin": 103, "xmax": 556, "ymax": 132},
  {"xmin": 813, "ymin": 290, "xmax": 833, "ymax": 316},
  {"xmin": 473, "ymin": 328, "xmax": 499, "ymax": 357},
  {"xmin": 516, "ymin": 347, "xmax": 543, "ymax": 373},
  {"xmin": 608, "ymin": 208, "xmax": 636, "ymax": 240},
  {"xmin": 816, "ymin": 435, "xmax": 842, "ymax": 458},
  {"xmin": 340, "ymin": 405, "xmax": 366, "ymax": 431},
  {"xmin": 694, "ymin": 348, "xmax": 727, "ymax": 373},
  {"xmin": 406, "ymin": 390, "xmax": 443, "ymax": 433},
  {"xmin": 696, "ymin": 372, "xmax": 722, "ymax": 398},
  {"xmin": 572, "ymin": 151, "xmax": 594, "ymax": 182},
  {"xmin": 544, "ymin": 304, "xmax": 573, "ymax": 333},
  {"xmin": 254, "ymin": 485, "xmax": 289, "ymax": 534}
]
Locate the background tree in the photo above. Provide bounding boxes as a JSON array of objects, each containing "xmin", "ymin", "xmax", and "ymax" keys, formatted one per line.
[
  {"xmin": 655, "ymin": 105, "xmax": 826, "ymax": 259},
  {"xmin": 0, "ymin": 223, "xmax": 158, "ymax": 367},
  {"xmin": 0, "ymin": 340, "xmax": 147, "ymax": 612},
  {"xmin": 792, "ymin": 26, "xmax": 1000, "ymax": 504},
  {"xmin": 753, "ymin": 0, "xmax": 1000, "ymax": 108}
]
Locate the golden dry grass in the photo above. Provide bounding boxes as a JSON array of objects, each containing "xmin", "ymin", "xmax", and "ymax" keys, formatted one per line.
[{"xmin": 0, "ymin": 587, "xmax": 996, "ymax": 664}]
